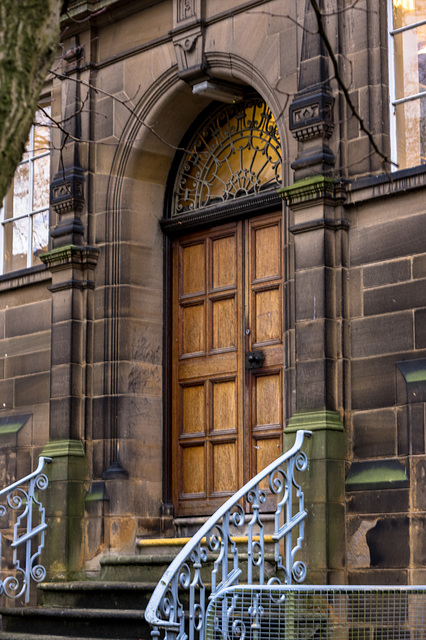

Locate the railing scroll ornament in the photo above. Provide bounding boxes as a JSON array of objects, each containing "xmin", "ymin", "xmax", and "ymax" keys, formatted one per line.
[
  {"xmin": 145, "ymin": 430, "xmax": 311, "ymax": 640},
  {"xmin": 0, "ymin": 456, "xmax": 51, "ymax": 604}
]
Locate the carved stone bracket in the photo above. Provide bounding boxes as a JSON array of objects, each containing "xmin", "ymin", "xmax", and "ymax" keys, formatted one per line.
[{"xmin": 173, "ymin": 25, "xmax": 206, "ymax": 83}]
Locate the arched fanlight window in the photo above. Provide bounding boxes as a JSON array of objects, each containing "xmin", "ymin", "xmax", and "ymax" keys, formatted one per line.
[{"xmin": 172, "ymin": 96, "xmax": 282, "ymax": 216}]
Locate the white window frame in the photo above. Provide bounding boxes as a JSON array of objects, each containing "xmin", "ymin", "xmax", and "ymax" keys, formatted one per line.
[
  {"xmin": 388, "ymin": 0, "xmax": 426, "ymax": 170},
  {"xmin": 0, "ymin": 106, "xmax": 50, "ymax": 276}
]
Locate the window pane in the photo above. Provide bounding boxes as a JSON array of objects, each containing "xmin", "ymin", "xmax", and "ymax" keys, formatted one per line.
[
  {"xmin": 394, "ymin": 24, "xmax": 426, "ymax": 100},
  {"xmin": 3, "ymin": 189, "xmax": 14, "ymax": 220},
  {"xmin": 33, "ymin": 155, "xmax": 50, "ymax": 210},
  {"xmin": 173, "ymin": 99, "xmax": 281, "ymax": 214},
  {"xmin": 1, "ymin": 105, "xmax": 50, "ymax": 274},
  {"xmin": 12, "ymin": 162, "xmax": 29, "ymax": 217},
  {"xmin": 393, "ymin": 0, "xmax": 426, "ymax": 29},
  {"xmin": 395, "ymin": 96, "xmax": 426, "ymax": 167},
  {"xmin": 3, "ymin": 218, "xmax": 28, "ymax": 273},
  {"xmin": 34, "ymin": 107, "xmax": 51, "ymax": 155},
  {"xmin": 32, "ymin": 211, "xmax": 49, "ymax": 265}
]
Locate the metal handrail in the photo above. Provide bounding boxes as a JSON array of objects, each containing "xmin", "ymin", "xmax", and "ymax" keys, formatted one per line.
[
  {"xmin": 0, "ymin": 456, "xmax": 51, "ymax": 603},
  {"xmin": 145, "ymin": 429, "xmax": 311, "ymax": 640}
]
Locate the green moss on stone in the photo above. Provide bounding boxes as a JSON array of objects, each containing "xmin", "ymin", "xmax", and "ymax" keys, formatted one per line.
[
  {"xmin": 286, "ymin": 410, "xmax": 344, "ymax": 433},
  {"xmin": 42, "ymin": 439, "xmax": 85, "ymax": 458},
  {"xmin": 0, "ymin": 413, "xmax": 30, "ymax": 437},
  {"xmin": 346, "ymin": 460, "xmax": 409, "ymax": 490}
]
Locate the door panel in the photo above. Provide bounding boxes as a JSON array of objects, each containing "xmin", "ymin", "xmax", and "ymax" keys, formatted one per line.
[
  {"xmin": 211, "ymin": 296, "xmax": 237, "ymax": 351},
  {"xmin": 246, "ymin": 216, "xmax": 284, "ymax": 501},
  {"xmin": 172, "ymin": 214, "xmax": 283, "ymax": 516},
  {"xmin": 181, "ymin": 303, "xmax": 205, "ymax": 355},
  {"xmin": 253, "ymin": 286, "xmax": 282, "ymax": 343}
]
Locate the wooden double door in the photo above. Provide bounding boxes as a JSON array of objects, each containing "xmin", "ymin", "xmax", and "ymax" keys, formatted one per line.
[{"xmin": 172, "ymin": 212, "xmax": 284, "ymax": 516}]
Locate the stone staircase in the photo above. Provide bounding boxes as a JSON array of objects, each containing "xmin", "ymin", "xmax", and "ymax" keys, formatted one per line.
[
  {"xmin": 0, "ymin": 536, "xmax": 277, "ymax": 640},
  {"xmin": 0, "ymin": 550, "xmax": 177, "ymax": 640}
]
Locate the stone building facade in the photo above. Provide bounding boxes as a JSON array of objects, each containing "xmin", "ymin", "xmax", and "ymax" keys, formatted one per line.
[{"xmin": 0, "ymin": 0, "xmax": 425, "ymax": 588}]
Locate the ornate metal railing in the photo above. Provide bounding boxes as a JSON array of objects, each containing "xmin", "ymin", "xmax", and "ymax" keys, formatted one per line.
[
  {"xmin": 0, "ymin": 456, "xmax": 51, "ymax": 603},
  {"xmin": 145, "ymin": 430, "xmax": 311, "ymax": 640}
]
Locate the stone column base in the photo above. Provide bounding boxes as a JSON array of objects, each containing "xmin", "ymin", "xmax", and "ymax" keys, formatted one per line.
[
  {"xmin": 41, "ymin": 439, "xmax": 86, "ymax": 581},
  {"xmin": 285, "ymin": 411, "xmax": 347, "ymax": 584}
]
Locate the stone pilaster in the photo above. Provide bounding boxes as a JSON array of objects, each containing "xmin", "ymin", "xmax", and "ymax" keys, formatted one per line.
[
  {"xmin": 280, "ymin": 177, "xmax": 348, "ymax": 415},
  {"xmin": 40, "ymin": 245, "xmax": 98, "ymax": 578},
  {"xmin": 38, "ymin": 32, "xmax": 101, "ymax": 577},
  {"xmin": 280, "ymin": 176, "xmax": 349, "ymax": 583},
  {"xmin": 41, "ymin": 245, "xmax": 99, "ymax": 442}
]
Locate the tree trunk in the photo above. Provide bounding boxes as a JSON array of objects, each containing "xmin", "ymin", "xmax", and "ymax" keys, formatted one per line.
[{"xmin": 0, "ymin": 0, "xmax": 61, "ymax": 202}]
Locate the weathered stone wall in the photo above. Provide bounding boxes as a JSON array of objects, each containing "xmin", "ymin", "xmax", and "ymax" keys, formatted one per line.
[
  {"xmin": 346, "ymin": 175, "xmax": 426, "ymax": 584},
  {"xmin": 0, "ymin": 271, "xmax": 51, "ymax": 597},
  {"xmin": 0, "ymin": 272, "xmax": 51, "ymax": 477}
]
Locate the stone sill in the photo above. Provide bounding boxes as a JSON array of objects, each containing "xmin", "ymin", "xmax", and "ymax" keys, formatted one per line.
[
  {"xmin": 347, "ymin": 164, "xmax": 426, "ymax": 206},
  {"xmin": 0, "ymin": 264, "xmax": 50, "ymax": 293}
]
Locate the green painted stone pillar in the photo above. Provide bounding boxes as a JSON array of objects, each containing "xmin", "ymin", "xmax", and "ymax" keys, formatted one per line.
[
  {"xmin": 41, "ymin": 440, "xmax": 86, "ymax": 580},
  {"xmin": 284, "ymin": 412, "xmax": 347, "ymax": 584},
  {"xmin": 279, "ymin": 178, "xmax": 349, "ymax": 583}
]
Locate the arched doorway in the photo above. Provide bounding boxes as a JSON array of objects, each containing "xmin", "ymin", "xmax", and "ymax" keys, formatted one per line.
[{"xmin": 165, "ymin": 95, "xmax": 285, "ymax": 517}]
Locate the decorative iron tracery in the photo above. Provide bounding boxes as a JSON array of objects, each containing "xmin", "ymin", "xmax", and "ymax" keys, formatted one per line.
[
  {"xmin": 173, "ymin": 97, "xmax": 282, "ymax": 216},
  {"xmin": 145, "ymin": 430, "xmax": 311, "ymax": 640}
]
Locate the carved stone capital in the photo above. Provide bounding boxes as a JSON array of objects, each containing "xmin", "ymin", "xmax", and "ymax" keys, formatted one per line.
[
  {"xmin": 288, "ymin": 86, "xmax": 336, "ymax": 179},
  {"xmin": 40, "ymin": 244, "xmax": 99, "ymax": 272},
  {"xmin": 50, "ymin": 166, "xmax": 86, "ymax": 247},
  {"xmin": 278, "ymin": 176, "xmax": 347, "ymax": 211},
  {"xmin": 289, "ymin": 88, "xmax": 334, "ymax": 141},
  {"xmin": 50, "ymin": 167, "xmax": 85, "ymax": 215}
]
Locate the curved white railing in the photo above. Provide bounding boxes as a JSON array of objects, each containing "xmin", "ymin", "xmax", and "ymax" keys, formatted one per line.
[
  {"xmin": 145, "ymin": 430, "xmax": 311, "ymax": 640},
  {"xmin": 0, "ymin": 456, "xmax": 51, "ymax": 603}
]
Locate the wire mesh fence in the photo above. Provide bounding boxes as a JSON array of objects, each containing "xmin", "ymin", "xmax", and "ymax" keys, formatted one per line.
[{"xmin": 206, "ymin": 586, "xmax": 426, "ymax": 640}]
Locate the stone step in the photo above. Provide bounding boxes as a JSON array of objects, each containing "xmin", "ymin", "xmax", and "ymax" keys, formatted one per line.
[
  {"xmin": 0, "ymin": 540, "xmax": 281, "ymax": 640},
  {"xmin": 0, "ymin": 607, "xmax": 151, "ymax": 640},
  {"xmin": 101, "ymin": 549, "xmax": 277, "ymax": 583},
  {"xmin": 100, "ymin": 554, "xmax": 178, "ymax": 583},
  {"xmin": 37, "ymin": 581, "xmax": 157, "ymax": 610}
]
